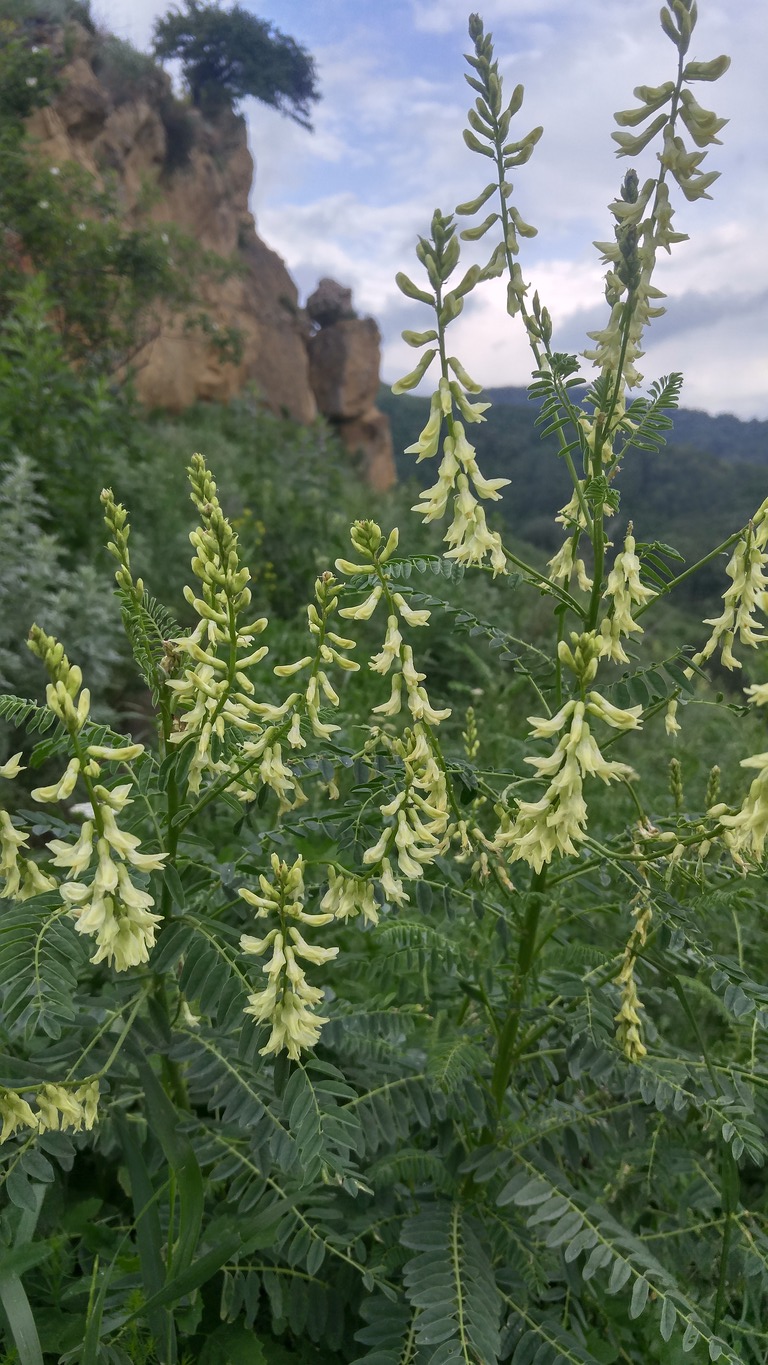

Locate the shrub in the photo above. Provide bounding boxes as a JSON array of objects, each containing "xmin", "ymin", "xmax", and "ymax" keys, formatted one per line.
[{"xmin": 91, "ymin": 33, "xmax": 166, "ymax": 107}]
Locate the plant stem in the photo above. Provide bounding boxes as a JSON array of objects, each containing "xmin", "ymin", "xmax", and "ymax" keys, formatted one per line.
[
  {"xmin": 489, "ymin": 865, "xmax": 548, "ymax": 1116},
  {"xmin": 635, "ymin": 529, "xmax": 742, "ymax": 616}
]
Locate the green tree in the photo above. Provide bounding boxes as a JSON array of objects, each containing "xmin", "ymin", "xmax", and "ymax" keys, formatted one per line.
[{"xmin": 152, "ymin": 0, "xmax": 319, "ymax": 124}]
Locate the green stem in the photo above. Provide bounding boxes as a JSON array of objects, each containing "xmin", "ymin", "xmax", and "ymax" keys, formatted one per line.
[
  {"xmin": 151, "ymin": 976, "xmax": 190, "ymax": 1110},
  {"xmin": 489, "ymin": 865, "xmax": 548, "ymax": 1117},
  {"xmin": 160, "ymin": 759, "xmax": 180, "ymax": 922},
  {"xmin": 713, "ymin": 1205, "xmax": 733, "ymax": 1334},
  {"xmin": 502, "ymin": 546, "xmax": 586, "ymax": 619}
]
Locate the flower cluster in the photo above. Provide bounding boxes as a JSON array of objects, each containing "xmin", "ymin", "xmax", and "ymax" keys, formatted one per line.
[
  {"xmin": 320, "ymin": 867, "xmax": 379, "ymax": 925},
  {"xmin": 10, "ymin": 628, "xmax": 167, "ymax": 972},
  {"xmin": 239, "ymin": 854, "xmax": 338, "ymax": 1059},
  {"xmin": 1, "ymin": 807, "xmax": 56, "ymax": 901},
  {"xmin": 336, "ymin": 521, "xmax": 451, "ymax": 727},
  {"xmin": 0, "ymin": 1080, "xmax": 99, "ymax": 1144},
  {"xmin": 694, "ymin": 500, "xmax": 768, "ymax": 672},
  {"xmin": 495, "ymin": 633, "xmax": 642, "ymax": 871},
  {"xmin": 274, "ymin": 571, "xmax": 360, "ymax": 745},
  {"xmin": 363, "ymin": 725, "xmax": 452, "ymax": 905},
  {"xmin": 547, "ymin": 488, "xmax": 593, "ymax": 592},
  {"xmin": 391, "ymin": 205, "xmax": 509, "ymax": 574},
  {"xmin": 161, "ymin": 455, "xmax": 270, "ymax": 793},
  {"xmin": 408, "ymin": 386, "xmax": 508, "ymax": 574},
  {"xmin": 599, "ymin": 525, "xmax": 655, "ymax": 662},
  {"xmin": 711, "ymin": 684, "xmax": 768, "ymax": 868}
]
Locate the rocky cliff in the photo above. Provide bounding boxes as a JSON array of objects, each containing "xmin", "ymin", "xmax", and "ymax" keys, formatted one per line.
[{"xmin": 24, "ymin": 23, "xmax": 396, "ymax": 489}]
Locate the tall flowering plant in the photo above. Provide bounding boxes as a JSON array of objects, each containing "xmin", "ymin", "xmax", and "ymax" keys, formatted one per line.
[{"xmin": 1, "ymin": 4, "xmax": 767, "ymax": 1363}]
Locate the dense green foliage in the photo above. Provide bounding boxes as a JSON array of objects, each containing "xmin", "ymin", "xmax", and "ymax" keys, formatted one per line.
[
  {"xmin": 2, "ymin": 4, "xmax": 768, "ymax": 1365},
  {"xmin": 152, "ymin": 0, "xmax": 319, "ymax": 125}
]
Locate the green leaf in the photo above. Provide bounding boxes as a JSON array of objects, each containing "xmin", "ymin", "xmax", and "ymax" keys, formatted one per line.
[
  {"xmin": 629, "ymin": 1276, "xmax": 650, "ymax": 1319},
  {"xmin": 115, "ymin": 1114, "xmax": 176, "ymax": 1362},
  {"xmin": 0, "ymin": 1272, "xmax": 44, "ymax": 1365},
  {"xmin": 660, "ymin": 1296, "xmax": 677, "ymax": 1342},
  {"xmin": 198, "ymin": 1324, "xmax": 268, "ymax": 1365}
]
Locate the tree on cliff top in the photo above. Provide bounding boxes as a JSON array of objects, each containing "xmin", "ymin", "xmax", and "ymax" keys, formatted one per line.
[{"xmin": 152, "ymin": 0, "xmax": 319, "ymax": 126}]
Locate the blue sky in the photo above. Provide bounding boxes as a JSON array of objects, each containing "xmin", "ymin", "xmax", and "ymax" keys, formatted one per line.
[{"xmin": 94, "ymin": 0, "xmax": 768, "ymax": 418}]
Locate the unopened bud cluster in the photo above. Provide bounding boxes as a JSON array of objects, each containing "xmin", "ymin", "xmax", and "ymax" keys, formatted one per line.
[
  {"xmin": 615, "ymin": 883, "xmax": 653, "ymax": 1063},
  {"xmin": 588, "ymin": 2, "xmax": 729, "ymax": 405}
]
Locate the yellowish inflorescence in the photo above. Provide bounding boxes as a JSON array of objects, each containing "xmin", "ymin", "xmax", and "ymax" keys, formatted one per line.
[
  {"xmin": 0, "ymin": 1079, "xmax": 99, "ymax": 1143},
  {"xmin": 494, "ymin": 632, "xmax": 642, "ymax": 872},
  {"xmin": 239, "ymin": 853, "xmax": 338, "ymax": 1061},
  {"xmin": 1, "ymin": 627, "xmax": 165, "ymax": 976}
]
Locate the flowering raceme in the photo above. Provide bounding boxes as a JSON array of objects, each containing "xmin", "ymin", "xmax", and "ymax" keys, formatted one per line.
[
  {"xmin": 0, "ymin": 1079, "xmax": 99, "ymax": 1142},
  {"xmin": 0, "ymin": 627, "xmax": 167, "ymax": 972},
  {"xmin": 159, "ymin": 456, "xmax": 271, "ymax": 794},
  {"xmin": 392, "ymin": 206, "xmax": 510, "ymax": 576},
  {"xmin": 363, "ymin": 725, "xmax": 452, "ymax": 903},
  {"xmin": 239, "ymin": 854, "xmax": 338, "ymax": 1060},
  {"xmin": 712, "ymin": 683, "xmax": 768, "ymax": 867},
  {"xmin": 693, "ymin": 498, "xmax": 768, "ymax": 672},
  {"xmin": 599, "ymin": 525, "xmax": 656, "ymax": 663},
  {"xmin": 336, "ymin": 520, "xmax": 451, "ymax": 727},
  {"xmin": 493, "ymin": 633, "xmax": 643, "ymax": 872},
  {"xmin": 494, "ymin": 691, "xmax": 641, "ymax": 872}
]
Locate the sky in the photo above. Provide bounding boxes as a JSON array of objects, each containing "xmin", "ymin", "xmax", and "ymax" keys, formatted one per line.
[{"xmin": 92, "ymin": 0, "xmax": 768, "ymax": 419}]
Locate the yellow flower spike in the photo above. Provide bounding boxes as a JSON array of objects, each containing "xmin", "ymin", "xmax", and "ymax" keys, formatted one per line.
[{"xmin": 238, "ymin": 854, "xmax": 338, "ymax": 1059}]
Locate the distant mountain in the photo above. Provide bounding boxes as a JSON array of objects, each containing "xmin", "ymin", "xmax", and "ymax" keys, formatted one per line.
[{"xmin": 484, "ymin": 387, "xmax": 768, "ymax": 465}]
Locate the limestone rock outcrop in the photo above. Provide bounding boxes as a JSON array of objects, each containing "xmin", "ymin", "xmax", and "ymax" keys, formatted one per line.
[
  {"xmin": 22, "ymin": 22, "xmax": 396, "ymax": 485},
  {"xmin": 307, "ymin": 280, "xmax": 396, "ymax": 491}
]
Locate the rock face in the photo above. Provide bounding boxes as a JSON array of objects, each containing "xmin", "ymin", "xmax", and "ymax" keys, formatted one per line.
[
  {"xmin": 308, "ymin": 305, "xmax": 396, "ymax": 491},
  {"xmin": 23, "ymin": 24, "xmax": 396, "ymax": 485}
]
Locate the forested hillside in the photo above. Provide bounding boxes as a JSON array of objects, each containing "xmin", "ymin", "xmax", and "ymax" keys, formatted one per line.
[{"xmin": 380, "ymin": 385, "xmax": 768, "ymax": 606}]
